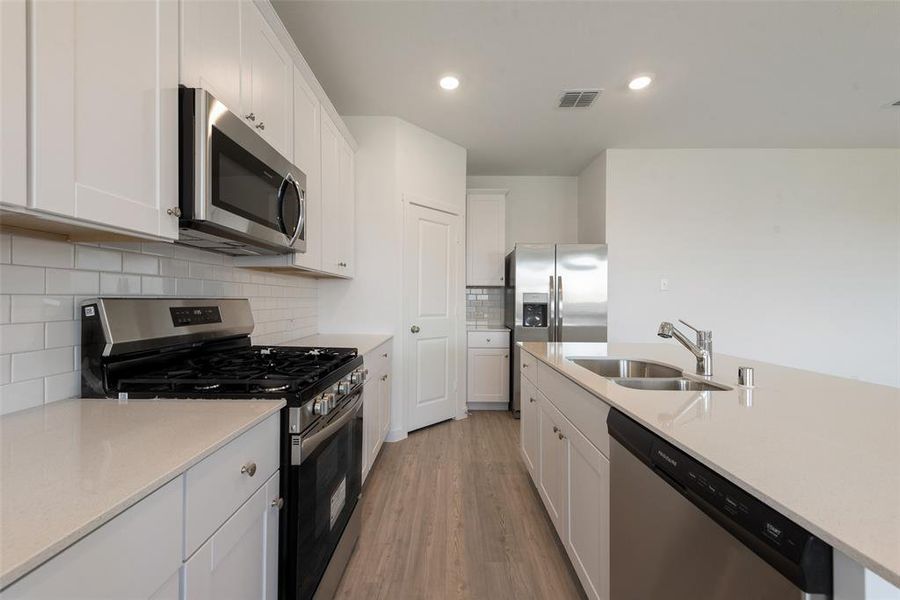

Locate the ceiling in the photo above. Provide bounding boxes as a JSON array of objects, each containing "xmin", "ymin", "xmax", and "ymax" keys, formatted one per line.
[{"xmin": 273, "ymin": 1, "xmax": 900, "ymax": 176}]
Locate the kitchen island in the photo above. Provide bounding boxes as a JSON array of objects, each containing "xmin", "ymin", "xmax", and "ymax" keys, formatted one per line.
[{"xmin": 520, "ymin": 341, "xmax": 900, "ymax": 598}]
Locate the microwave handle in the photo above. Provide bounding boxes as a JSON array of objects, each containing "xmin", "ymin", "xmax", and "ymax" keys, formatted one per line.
[{"xmin": 280, "ymin": 173, "xmax": 305, "ymax": 247}]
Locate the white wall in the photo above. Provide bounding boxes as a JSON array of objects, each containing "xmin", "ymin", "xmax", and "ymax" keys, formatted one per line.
[
  {"xmin": 0, "ymin": 230, "xmax": 319, "ymax": 415},
  {"xmin": 577, "ymin": 151, "xmax": 606, "ymax": 244},
  {"xmin": 319, "ymin": 116, "xmax": 468, "ymax": 438},
  {"xmin": 466, "ymin": 176, "xmax": 577, "ymax": 252},
  {"xmin": 606, "ymin": 149, "xmax": 900, "ymax": 387}
]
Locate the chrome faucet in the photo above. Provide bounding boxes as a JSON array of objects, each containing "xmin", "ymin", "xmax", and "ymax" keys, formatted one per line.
[{"xmin": 657, "ymin": 319, "xmax": 713, "ymax": 377}]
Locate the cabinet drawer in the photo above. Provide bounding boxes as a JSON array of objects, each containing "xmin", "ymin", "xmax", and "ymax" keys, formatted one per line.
[
  {"xmin": 537, "ymin": 362, "xmax": 609, "ymax": 458},
  {"xmin": 184, "ymin": 412, "xmax": 280, "ymax": 558},
  {"xmin": 364, "ymin": 340, "xmax": 392, "ymax": 379},
  {"xmin": 520, "ymin": 349, "xmax": 537, "ymax": 383},
  {"xmin": 467, "ymin": 330, "xmax": 509, "ymax": 348}
]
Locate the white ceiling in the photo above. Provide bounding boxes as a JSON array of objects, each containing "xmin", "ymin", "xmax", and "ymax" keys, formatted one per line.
[{"xmin": 273, "ymin": 1, "xmax": 900, "ymax": 176}]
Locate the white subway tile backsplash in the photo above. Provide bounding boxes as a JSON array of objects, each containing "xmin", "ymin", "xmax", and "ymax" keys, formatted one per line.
[
  {"xmin": 11, "ymin": 295, "xmax": 73, "ymax": 323},
  {"xmin": 11, "ymin": 347, "xmax": 73, "ymax": 382},
  {"xmin": 0, "ymin": 234, "xmax": 10, "ymax": 263},
  {"xmin": 11, "ymin": 235, "xmax": 74, "ymax": 268},
  {"xmin": 45, "ymin": 269, "xmax": 100, "ymax": 295},
  {"xmin": 0, "ymin": 230, "xmax": 319, "ymax": 414},
  {"xmin": 99, "ymin": 273, "xmax": 141, "ymax": 295},
  {"xmin": 45, "ymin": 370, "xmax": 80, "ymax": 403},
  {"xmin": 0, "ymin": 379, "xmax": 44, "ymax": 415},
  {"xmin": 141, "ymin": 276, "xmax": 177, "ymax": 296},
  {"xmin": 177, "ymin": 278, "xmax": 204, "ymax": 295},
  {"xmin": 122, "ymin": 252, "xmax": 159, "ymax": 275},
  {"xmin": 0, "ymin": 323, "xmax": 45, "ymax": 354},
  {"xmin": 0, "ymin": 265, "xmax": 45, "ymax": 293},
  {"xmin": 46, "ymin": 320, "xmax": 80, "ymax": 349},
  {"xmin": 75, "ymin": 246, "xmax": 122, "ymax": 272}
]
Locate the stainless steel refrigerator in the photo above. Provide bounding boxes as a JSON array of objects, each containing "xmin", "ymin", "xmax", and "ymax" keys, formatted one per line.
[{"xmin": 504, "ymin": 244, "xmax": 608, "ymax": 413}]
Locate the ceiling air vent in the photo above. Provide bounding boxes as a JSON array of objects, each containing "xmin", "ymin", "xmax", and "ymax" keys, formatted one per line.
[{"xmin": 558, "ymin": 89, "xmax": 602, "ymax": 108}]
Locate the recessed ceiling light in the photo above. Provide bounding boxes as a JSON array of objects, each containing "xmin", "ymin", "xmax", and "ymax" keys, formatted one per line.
[
  {"xmin": 439, "ymin": 75, "xmax": 460, "ymax": 91},
  {"xmin": 628, "ymin": 75, "xmax": 653, "ymax": 91}
]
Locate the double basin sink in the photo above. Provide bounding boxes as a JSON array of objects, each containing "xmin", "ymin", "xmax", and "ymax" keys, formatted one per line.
[{"xmin": 568, "ymin": 358, "xmax": 732, "ymax": 392}]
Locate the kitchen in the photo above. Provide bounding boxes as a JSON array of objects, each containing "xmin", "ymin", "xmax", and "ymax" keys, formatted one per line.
[{"xmin": 0, "ymin": 1, "xmax": 898, "ymax": 599}]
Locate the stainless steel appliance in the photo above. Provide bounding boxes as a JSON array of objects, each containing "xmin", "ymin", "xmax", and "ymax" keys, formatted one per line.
[
  {"xmin": 607, "ymin": 409, "xmax": 832, "ymax": 599},
  {"xmin": 178, "ymin": 88, "xmax": 306, "ymax": 256},
  {"xmin": 504, "ymin": 243, "xmax": 608, "ymax": 412},
  {"xmin": 81, "ymin": 298, "xmax": 364, "ymax": 600}
]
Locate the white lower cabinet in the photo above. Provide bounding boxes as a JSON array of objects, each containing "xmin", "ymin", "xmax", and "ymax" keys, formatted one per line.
[
  {"xmin": 1, "ymin": 477, "xmax": 184, "ymax": 599},
  {"xmin": 519, "ymin": 376, "xmax": 539, "ymax": 479},
  {"xmin": 565, "ymin": 421, "xmax": 610, "ymax": 600},
  {"xmin": 362, "ymin": 340, "xmax": 392, "ymax": 483},
  {"xmin": 467, "ymin": 348, "xmax": 509, "ymax": 405},
  {"xmin": 537, "ymin": 392, "xmax": 568, "ymax": 540},
  {"xmin": 523, "ymin": 349, "xmax": 610, "ymax": 600},
  {"xmin": 184, "ymin": 471, "xmax": 280, "ymax": 600}
]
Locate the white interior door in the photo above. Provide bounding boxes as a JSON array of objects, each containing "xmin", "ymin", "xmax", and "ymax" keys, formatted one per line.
[{"xmin": 404, "ymin": 202, "xmax": 459, "ymax": 432}]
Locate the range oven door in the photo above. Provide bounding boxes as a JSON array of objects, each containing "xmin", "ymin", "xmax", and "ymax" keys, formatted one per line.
[
  {"xmin": 179, "ymin": 87, "xmax": 306, "ymax": 255},
  {"xmin": 286, "ymin": 390, "xmax": 363, "ymax": 600}
]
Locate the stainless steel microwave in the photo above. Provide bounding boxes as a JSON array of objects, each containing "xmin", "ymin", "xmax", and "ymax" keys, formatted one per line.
[{"xmin": 178, "ymin": 87, "xmax": 306, "ymax": 256}]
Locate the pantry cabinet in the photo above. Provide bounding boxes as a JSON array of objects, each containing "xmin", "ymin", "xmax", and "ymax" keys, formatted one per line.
[
  {"xmin": 521, "ymin": 348, "xmax": 611, "ymax": 600},
  {"xmin": 466, "ymin": 189, "xmax": 508, "ymax": 286},
  {"xmin": 27, "ymin": 0, "xmax": 180, "ymax": 239}
]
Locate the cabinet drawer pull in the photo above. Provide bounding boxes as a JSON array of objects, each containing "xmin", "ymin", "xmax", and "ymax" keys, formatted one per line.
[
  {"xmin": 271, "ymin": 497, "xmax": 284, "ymax": 509},
  {"xmin": 529, "ymin": 397, "xmax": 536, "ymax": 403},
  {"xmin": 381, "ymin": 374, "xmax": 388, "ymax": 382},
  {"xmin": 552, "ymin": 426, "xmax": 559, "ymax": 433},
  {"xmin": 558, "ymin": 432, "xmax": 566, "ymax": 440},
  {"xmin": 245, "ymin": 113, "xmax": 256, "ymax": 122},
  {"xmin": 382, "ymin": 353, "xmax": 388, "ymax": 358},
  {"xmin": 240, "ymin": 462, "xmax": 257, "ymax": 477},
  {"xmin": 255, "ymin": 122, "xmax": 265, "ymax": 130},
  {"xmin": 166, "ymin": 207, "xmax": 181, "ymax": 217}
]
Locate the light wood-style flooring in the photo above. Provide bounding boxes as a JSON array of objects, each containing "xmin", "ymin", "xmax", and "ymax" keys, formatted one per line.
[{"xmin": 335, "ymin": 411, "xmax": 585, "ymax": 600}]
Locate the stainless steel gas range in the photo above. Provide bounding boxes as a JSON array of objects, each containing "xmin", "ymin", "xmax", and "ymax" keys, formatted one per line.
[{"xmin": 80, "ymin": 297, "xmax": 364, "ymax": 600}]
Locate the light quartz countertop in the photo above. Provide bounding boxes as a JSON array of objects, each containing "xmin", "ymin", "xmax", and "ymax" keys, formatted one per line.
[
  {"xmin": 0, "ymin": 397, "xmax": 285, "ymax": 588},
  {"xmin": 284, "ymin": 333, "xmax": 392, "ymax": 356},
  {"xmin": 520, "ymin": 341, "xmax": 900, "ymax": 587}
]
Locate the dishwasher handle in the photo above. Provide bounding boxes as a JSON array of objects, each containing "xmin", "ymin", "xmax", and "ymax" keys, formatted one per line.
[{"xmin": 607, "ymin": 409, "xmax": 833, "ymax": 596}]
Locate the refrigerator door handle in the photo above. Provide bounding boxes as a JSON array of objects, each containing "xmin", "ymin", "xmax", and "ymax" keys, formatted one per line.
[
  {"xmin": 549, "ymin": 274, "xmax": 556, "ymax": 342},
  {"xmin": 557, "ymin": 275, "xmax": 563, "ymax": 341}
]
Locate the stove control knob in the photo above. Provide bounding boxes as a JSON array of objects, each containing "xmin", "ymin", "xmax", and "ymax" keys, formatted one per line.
[
  {"xmin": 338, "ymin": 380, "xmax": 351, "ymax": 395},
  {"xmin": 313, "ymin": 397, "xmax": 331, "ymax": 415},
  {"xmin": 350, "ymin": 371, "xmax": 362, "ymax": 385},
  {"xmin": 322, "ymin": 393, "xmax": 336, "ymax": 409}
]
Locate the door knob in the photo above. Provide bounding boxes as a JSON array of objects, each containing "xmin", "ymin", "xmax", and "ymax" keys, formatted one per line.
[{"xmin": 410, "ymin": 325, "xmax": 420, "ymax": 333}]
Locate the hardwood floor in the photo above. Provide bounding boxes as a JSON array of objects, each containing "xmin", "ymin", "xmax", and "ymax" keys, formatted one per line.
[{"xmin": 336, "ymin": 411, "xmax": 586, "ymax": 600}]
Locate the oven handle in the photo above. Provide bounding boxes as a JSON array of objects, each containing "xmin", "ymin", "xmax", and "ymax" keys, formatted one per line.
[{"xmin": 298, "ymin": 390, "xmax": 363, "ymax": 464}]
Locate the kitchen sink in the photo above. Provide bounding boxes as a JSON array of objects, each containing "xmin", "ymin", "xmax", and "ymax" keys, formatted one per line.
[
  {"xmin": 610, "ymin": 377, "xmax": 733, "ymax": 392},
  {"xmin": 568, "ymin": 357, "xmax": 683, "ymax": 379}
]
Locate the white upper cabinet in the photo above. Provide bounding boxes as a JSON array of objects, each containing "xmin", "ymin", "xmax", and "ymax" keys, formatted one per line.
[
  {"xmin": 320, "ymin": 110, "xmax": 355, "ymax": 278},
  {"xmin": 290, "ymin": 67, "xmax": 322, "ymax": 271},
  {"xmin": 1, "ymin": 0, "xmax": 26, "ymax": 208},
  {"xmin": 28, "ymin": 0, "xmax": 179, "ymax": 239},
  {"xmin": 180, "ymin": 0, "xmax": 243, "ymax": 113},
  {"xmin": 240, "ymin": 1, "xmax": 293, "ymax": 160},
  {"xmin": 466, "ymin": 189, "xmax": 508, "ymax": 286}
]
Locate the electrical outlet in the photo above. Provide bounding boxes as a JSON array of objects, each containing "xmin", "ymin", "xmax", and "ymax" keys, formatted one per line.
[{"xmin": 659, "ymin": 278, "xmax": 670, "ymax": 292}]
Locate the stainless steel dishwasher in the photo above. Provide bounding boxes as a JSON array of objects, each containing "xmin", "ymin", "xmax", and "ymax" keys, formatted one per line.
[{"xmin": 607, "ymin": 409, "xmax": 832, "ymax": 599}]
